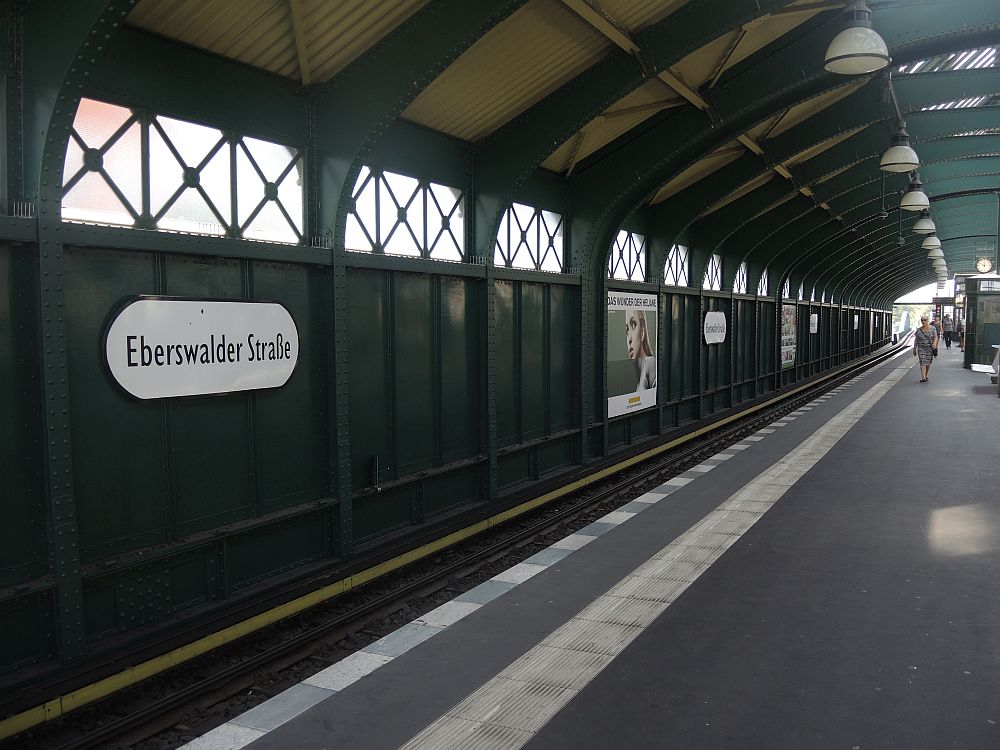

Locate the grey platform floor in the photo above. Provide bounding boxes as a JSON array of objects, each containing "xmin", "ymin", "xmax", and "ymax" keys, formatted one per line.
[{"xmin": 186, "ymin": 346, "xmax": 1000, "ymax": 750}]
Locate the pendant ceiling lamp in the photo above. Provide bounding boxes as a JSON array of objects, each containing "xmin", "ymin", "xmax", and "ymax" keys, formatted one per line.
[
  {"xmin": 912, "ymin": 210, "xmax": 936, "ymax": 234},
  {"xmin": 880, "ymin": 121, "xmax": 919, "ymax": 173},
  {"xmin": 900, "ymin": 178, "xmax": 930, "ymax": 211},
  {"xmin": 926, "ymin": 247, "xmax": 944, "ymax": 259},
  {"xmin": 922, "ymin": 234, "xmax": 942, "ymax": 250},
  {"xmin": 824, "ymin": 1, "xmax": 890, "ymax": 75}
]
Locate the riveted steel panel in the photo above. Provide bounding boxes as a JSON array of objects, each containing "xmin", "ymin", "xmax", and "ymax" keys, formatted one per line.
[
  {"xmin": 520, "ymin": 283, "xmax": 545, "ymax": 442},
  {"xmin": 440, "ymin": 277, "xmax": 481, "ymax": 463},
  {"xmin": 494, "ymin": 280, "xmax": 518, "ymax": 447},
  {"xmin": 0, "ymin": 592, "xmax": 56, "ymax": 674},
  {"xmin": 164, "ymin": 255, "xmax": 252, "ymax": 536},
  {"xmin": 537, "ymin": 433, "xmax": 576, "ymax": 476},
  {"xmin": 548, "ymin": 284, "xmax": 577, "ymax": 432},
  {"xmin": 63, "ymin": 247, "xmax": 170, "ymax": 561},
  {"xmin": 227, "ymin": 510, "xmax": 328, "ymax": 590},
  {"xmin": 252, "ymin": 262, "xmax": 329, "ymax": 515},
  {"xmin": 423, "ymin": 464, "xmax": 481, "ymax": 517},
  {"xmin": 353, "ymin": 485, "xmax": 413, "ymax": 543},
  {"xmin": 498, "ymin": 449, "xmax": 530, "ymax": 490},
  {"xmin": 393, "ymin": 273, "xmax": 436, "ymax": 475},
  {"xmin": 348, "ymin": 269, "xmax": 390, "ymax": 491},
  {"xmin": 0, "ymin": 246, "xmax": 46, "ymax": 588}
]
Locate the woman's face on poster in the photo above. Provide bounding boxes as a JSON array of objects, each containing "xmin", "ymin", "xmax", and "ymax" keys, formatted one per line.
[{"xmin": 626, "ymin": 310, "xmax": 644, "ymax": 359}]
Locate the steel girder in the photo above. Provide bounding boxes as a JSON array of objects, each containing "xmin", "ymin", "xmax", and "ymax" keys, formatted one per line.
[
  {"xmin": 472, "ymin": 0, "xmax": 800, "ymax": 258},
  {"xmin": 21, "ymin": 0, "xmax": 139, "ymax": 663},
  {"xmin": 316, "ymin": 0, "xmax": 529, "ymax": 240}
]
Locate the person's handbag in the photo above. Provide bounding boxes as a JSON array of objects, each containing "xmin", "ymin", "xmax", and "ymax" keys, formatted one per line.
[{"xmin": 932, "ymin": 346, "xmax": 938, "ymax": 356}]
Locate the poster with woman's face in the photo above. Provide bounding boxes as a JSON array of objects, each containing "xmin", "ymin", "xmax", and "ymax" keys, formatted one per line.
[{"xmin": 607, "ymin": 292, "xmax": 658, "ymax": 418}]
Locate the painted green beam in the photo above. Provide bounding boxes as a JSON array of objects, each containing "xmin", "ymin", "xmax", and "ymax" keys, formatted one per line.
[
  {"xmin": 318, "ymin": 0, "xmax": 529, "ymax": 236},
  {"xmin": 473, "ymin": 0, "xmax": 803, "ymax": 255}
]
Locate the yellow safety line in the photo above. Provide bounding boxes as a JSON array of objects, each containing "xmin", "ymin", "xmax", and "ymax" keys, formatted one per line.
[{"xmin": 0, "ymin": 352, "xmax": 885, "ymax": 741}]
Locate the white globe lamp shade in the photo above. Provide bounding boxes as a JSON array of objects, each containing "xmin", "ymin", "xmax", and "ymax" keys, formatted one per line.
[
  {"xmin": 880, "ymin": 122, "xmax": 919, "ymax": 172},
  {"xmin": 922, "ymin": 235, "xmax": 942, "ymax": 250},
  {"xmin": 824, "ymin": 2, "xmax": 890, "ymax": 75},
  {"xmin": 901, "ymin": 180, "xmax": 930, "ymax": 211},
  {"xmin": 912, "ymin": 211, "xmax": 935, "ymax": 234}
]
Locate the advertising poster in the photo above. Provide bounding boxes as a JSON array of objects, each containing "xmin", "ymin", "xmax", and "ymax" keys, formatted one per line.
[
  {"xmin": 781, "ymin": 304, "xmax": 797, "ymax": 370},
  {"xmin": 607, "ymin": 291, "xmax": 658, "ymax": 418}
]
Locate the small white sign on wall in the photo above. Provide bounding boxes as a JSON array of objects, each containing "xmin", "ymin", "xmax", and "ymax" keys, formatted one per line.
[
  {"xmin": 809, "ymin": 313, "xmax": 818, "ymax": 334},
  {"xmin": 703, "ymin": 311, "xmax": 727, "ymax": 344},
  {"xmin": 104, "ymin": 298, "xmax": 299, "ymax": 400},
  {"xmin": 853, "ymin": 314, "xmax": 859, "ymax": 330}
]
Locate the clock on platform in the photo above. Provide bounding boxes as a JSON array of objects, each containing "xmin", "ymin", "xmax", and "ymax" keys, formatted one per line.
[{"xmin": 976, "ymin": 256, "xmax": 993, "ymax": 273}]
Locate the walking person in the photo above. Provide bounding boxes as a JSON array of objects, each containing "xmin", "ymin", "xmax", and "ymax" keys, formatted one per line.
[
  {"xmin": 913, "ymin": 315, "xmax": 939, "ymax": 382},
  {"xmin": 942, "ymin": 314, "xmax": 954, "ymax": 349}
]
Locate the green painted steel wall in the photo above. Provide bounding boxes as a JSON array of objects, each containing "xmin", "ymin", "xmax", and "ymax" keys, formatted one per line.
[{"xmin": 0, "ymin": 7, "xmax": 897, "ymax": 688}]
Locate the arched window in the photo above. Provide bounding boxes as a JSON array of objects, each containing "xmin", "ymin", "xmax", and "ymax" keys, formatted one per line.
[
  {"xmin": 782, "ymin": 278, "xmax": 791, "ymax": 299},
  {"xmin": 757, "ymin": 268, "xmax": 769, "ymax": 297},
  {"xmin": 608, "ymin": 230, "xmax": 646, "ymax": 281},
  {"xmin": 733, "ymin": 262, "xmax": 748, "ymax": 294},
  {"xmin": 62, "ymin": 97, "xmax": 304, "ymax": 243},
  {"xmin": 346, "ymin": 167, "xmax": 465, "ymax": 260},
  {"xmin": 663, "ymin": 244, "xmax": 689, "ymax": 286},
  {"xmin": 493, "ymin": 202, "xmax": 564, "ymax": 271},
  {"xmin": 703, "ymin": 254, "xmax": 722, "ymax": 291}
]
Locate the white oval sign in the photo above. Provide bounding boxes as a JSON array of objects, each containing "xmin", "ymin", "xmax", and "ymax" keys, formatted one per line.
[
  {"xmin": 704, "ymin": 311, "xmax": 727, "ymax": 344},
  {"xmin": 105, "ymin": 298, "xmax": 299, "ymax": 400}
]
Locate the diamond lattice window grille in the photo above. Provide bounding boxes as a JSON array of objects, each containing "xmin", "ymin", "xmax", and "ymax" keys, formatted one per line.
[
  {"xmin": 664, "ymin": 244, "xmax": 689, "ymax": 286},
  {"xmin": 757, "ymin": 269, "xmax": 769, "ymax": 297},
  {"xmin": 607, "ymin": 230, "xmax": 647, "ymax": 281},
  {"xmin": 346, "ymin": 167, "xmax": 465, "ymax": 260},
  {"xmin": 733, "ymin": 262, "xmax": 748, "ymax": 294},
  {"xmin": 703, "ymin": 254, "xmax": 722, "ymax": 291},
  {"xmin": 494, "ymin": 202, "xmax": 564, "ymax": 271},
  {"xmin": 61, "ymin": 98, "xmax": 304, "ymax": 243}
]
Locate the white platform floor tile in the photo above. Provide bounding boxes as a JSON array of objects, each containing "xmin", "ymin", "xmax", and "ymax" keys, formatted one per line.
[
  {"xmin": 599, "ymin": 510, "xmax": 636, "ymax": 525},
  {"xmin": 550, "ymin": 533, "xmax": 596, "ymax": 550},
  {"xmin": 304, "ymin": 651, "xmax": 394, "ymax": 692},
  {"xmin": 178, "ymin": 722, "xmax": 264, "ymax": 750},
  {"xmin": 492, "ymin": 562, "xmax": 547, "ymax": 585},
  {"xmin": 416, "ymin": 600, "xmax": 483, "ymax": 629}
]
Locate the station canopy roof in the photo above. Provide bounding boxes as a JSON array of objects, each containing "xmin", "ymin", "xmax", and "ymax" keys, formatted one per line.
[{"xmin": 126, "ymin": 0, "xmax": 1000, "ymax": 301}]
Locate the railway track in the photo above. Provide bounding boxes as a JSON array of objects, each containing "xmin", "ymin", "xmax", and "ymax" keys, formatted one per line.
[{"xmin": 11, "ymin": 343, "xmax": 907, "ymax": 750}]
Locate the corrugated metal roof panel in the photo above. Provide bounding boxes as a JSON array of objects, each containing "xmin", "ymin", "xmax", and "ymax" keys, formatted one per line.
[
  {"xmin": 601, "ymin": 0, "xmax": 690, "ymax": 32},
  {"xmin": 129, "ymin": 0, "xmax": 299, "ymax": 77},
  {"xmin": 129, "ymin": 0, "xmax": 431, "ymax": 83},
  {"xmin": 542, "ymin": 80, "xmax": 684, "ymax": 173},
  {"xmin": 650, "ymin": 142, "xmax": 745, "ymax": 204},
  {"xmin": 767, "ymin": 79, "xmax": 868, "ymax": 140},
  {"xmin": 305, "ymin": 0, "xmax": 433, "ymax": 82},
  {"xmin": 402, "ymin": 0, "xmax": 611, "ymax": 141}
]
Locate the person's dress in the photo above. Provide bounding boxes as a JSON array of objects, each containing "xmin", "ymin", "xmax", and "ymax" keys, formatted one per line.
[{"xmin": 914, "ymin": 327, "xmax": 935, "ymax": 366}]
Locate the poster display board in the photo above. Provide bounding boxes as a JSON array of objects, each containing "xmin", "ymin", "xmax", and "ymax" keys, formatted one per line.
[
  {"xmin": 703, "ymin": 311, "xmax": 727, "ymax": 344},
  {"xmin": 607, "ymin": 291, "xmax": 658, "ymax": 418},
  {"xmin": 809, "ymin": 313, "xmax": 818, "ymax": 334},
  {"xmin": 104, "ymin": 297, "xmax": 299, "ymax": 400},
  {"xmin": 781, "ymin": 304, "xmax": 797, "ymax": 370}
]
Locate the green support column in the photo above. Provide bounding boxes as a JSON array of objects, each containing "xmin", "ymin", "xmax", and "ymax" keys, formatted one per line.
[{"xmin": 22, "ymin": 0, "xmax": 136, "ymax": 662}]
